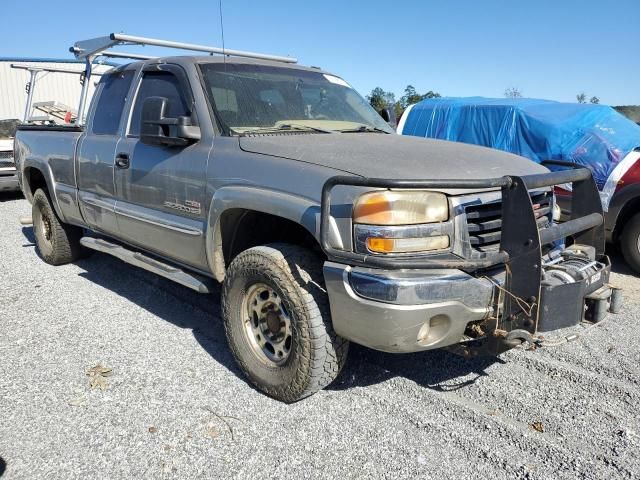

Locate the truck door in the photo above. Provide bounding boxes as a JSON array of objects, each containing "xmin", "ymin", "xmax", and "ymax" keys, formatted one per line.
[
  {"xmin": 113, "ymin": 64, "xmax": 210, "ymax": 269},
  {"xmin": 77, "ymin": 69, "xmax": 135, "ymax": 235}
]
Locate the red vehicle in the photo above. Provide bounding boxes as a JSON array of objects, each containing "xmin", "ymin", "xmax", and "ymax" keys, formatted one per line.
[{"xmin": 556, "ymin": 148, "xmax": 640, "ymax": 272}]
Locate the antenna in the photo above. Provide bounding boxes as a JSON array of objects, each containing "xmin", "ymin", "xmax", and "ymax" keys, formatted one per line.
[
  {"xmin": 219, "ymin": 0, "xmax": 226, "ymax": 60},
  {"xmin": 219, "ymin": 0, "xmax": 230, "ymax": 115}
]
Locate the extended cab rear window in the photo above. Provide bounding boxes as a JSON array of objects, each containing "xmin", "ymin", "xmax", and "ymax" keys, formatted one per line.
[{"xmin": 91, "ymin": 70, "xmax": 134, "ymax": 135}]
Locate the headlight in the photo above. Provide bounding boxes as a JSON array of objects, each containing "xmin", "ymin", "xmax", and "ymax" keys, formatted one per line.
[
  {"xmin": 353, "ymin": 190, "xmax": 449, "ymax": 225},
  {"xmin": 353, "ymin": 190, "xmax": 451, "ymax": 255}
]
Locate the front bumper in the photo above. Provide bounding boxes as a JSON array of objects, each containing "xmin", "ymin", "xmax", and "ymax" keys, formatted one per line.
[
  {"xmin": 0, "ymin": 171, "xmax": 19, "ymax": 192},
  {"xmin": 323, "ymin": 262, "xmax": 495, "ymax": 352},
  {"xmin": 324, "ymin": 251, "xmax": 617, "ymax": 353}
]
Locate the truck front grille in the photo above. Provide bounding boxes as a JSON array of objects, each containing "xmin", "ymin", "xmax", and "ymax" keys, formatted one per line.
[
  {"xmin": 465, "ymin": 191, "xmax": 553, "ymax": 252},
  {"xmin": 0, "ymin": 151, "xmax": 14, "ymax": 169}
]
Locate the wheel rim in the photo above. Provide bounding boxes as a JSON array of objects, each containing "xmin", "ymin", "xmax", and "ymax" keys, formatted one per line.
[
  {"xmin": 34, "ymin": 207, "xmax": 53, "ymax": 251},
  {"xmin": 242, "ymin": 283, "xmax": 293, "ymax": 366},
  {"xmin": 41, "ymin": 214, "xmax": 52, "ymax": 242}
]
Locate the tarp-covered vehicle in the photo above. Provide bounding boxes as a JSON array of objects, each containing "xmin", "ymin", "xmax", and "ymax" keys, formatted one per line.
[{"xmin": 398, "ymin": 97, "xmax": 640, "ymax": 272}]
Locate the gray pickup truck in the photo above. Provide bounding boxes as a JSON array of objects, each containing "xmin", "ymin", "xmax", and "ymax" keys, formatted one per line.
[{"xmin": 14, "ymin": 34, "xmax": 621, "ymax": 402}]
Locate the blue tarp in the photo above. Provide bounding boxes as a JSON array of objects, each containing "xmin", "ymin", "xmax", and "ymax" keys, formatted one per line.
[{"xmin": 398, "ymin": 97, "xmax": 640, "ymax": 190}]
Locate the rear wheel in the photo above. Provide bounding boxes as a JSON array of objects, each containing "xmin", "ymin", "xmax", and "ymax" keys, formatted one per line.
[
  {"xmin": 32, "ymin": 188, "xmax": 83, "ymax": 265},
  {"xmin": 221, "ymin": 243, "xmax": 349, "ymax": 402},
  {"xmin": 620, "ymin": 213, "xmax": 640, "ymax": 273}
]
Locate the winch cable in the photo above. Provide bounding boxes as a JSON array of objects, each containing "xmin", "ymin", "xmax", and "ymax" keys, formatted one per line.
[
  {"xmin": 534, "ymin": 312, "xmax": 614, "ymax": 348},
  {"xmin": 482, "ymin": 272, "xmax": 537, "ymax": 319}
]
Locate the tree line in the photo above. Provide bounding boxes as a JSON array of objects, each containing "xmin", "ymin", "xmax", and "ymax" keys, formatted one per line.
[
  {"xmin": 367, "ymin": 85, "xmax": 602, "ymax": 121},
  {"xmin": 366, "ymin": 85, "xmax": 440, "ymax": 119},
  {"xmin": 505, "ymin": 86, "xmax": 599, "ymax": 104}
]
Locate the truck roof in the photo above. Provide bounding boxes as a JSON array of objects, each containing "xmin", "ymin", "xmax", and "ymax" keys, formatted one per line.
[
  {"xmin": 108, "ymin": 55, "xmax": 329, "ymax": 76},
  {"xmin": 70, "ymin": 33, "xmax": 325, "ymax": 124}
]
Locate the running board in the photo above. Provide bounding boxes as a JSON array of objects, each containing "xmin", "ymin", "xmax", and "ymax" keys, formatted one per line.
[{"xmin": 80, "ymin": 237, "xmax": 213, "ymax": 294}]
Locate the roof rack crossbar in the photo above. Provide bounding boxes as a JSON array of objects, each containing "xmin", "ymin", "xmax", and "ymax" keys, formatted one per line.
[
  {"xmin": 10, "ymin": 63, "xmax": 103, "ymax": 75},
  {"xmin": 71, "ymin": 32, "xmax": 297, "ymax": 64},
  {"xmin": 69, "ymin": 47, "xmax": 155, "ymax": 61},
  {"xmin": 100, "ymin": 50, "xmax": 155, "ymax": 61}
]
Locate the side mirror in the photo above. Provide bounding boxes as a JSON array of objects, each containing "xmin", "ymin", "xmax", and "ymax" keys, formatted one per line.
[
  {"xmin": 140, "ymin": 96, "xmax": 201, "ymax": 147},
  {"xmin": 380, "ymin": 107, "xmax": 397, "ymax": 128}
]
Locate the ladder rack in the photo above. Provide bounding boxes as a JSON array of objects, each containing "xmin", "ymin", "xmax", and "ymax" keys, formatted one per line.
[
  {"xmin": 69, "ymin": 32, "xmax": 297, "ymax": 125},
  {"xmin": 100, "ymin": 50, "xmax": 154, "ymax": 61},
  {"xmin": 71, "ymin": 32, "xmax": 297, "ymax": 64},
  {"xmin": 11, "ymin": 63, "xmax": 105, "ymax": 123}
]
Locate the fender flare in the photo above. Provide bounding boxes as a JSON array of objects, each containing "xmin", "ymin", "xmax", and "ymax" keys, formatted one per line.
[
  {"xmin": 204, "ymin": 185, "xmax": 343, "ymax": 281},
  {"xmin": 606, "ymin": 183, "xmax": 640, "ymax": 241},
  {"xmin": 21, "ymin": 159, "xmax": 66, "ymax": 221}
]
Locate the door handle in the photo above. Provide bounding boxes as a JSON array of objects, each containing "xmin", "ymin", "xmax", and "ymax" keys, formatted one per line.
[{"xmin": 115, "ymin": 153, "xmax": 130, "ymax": 169}]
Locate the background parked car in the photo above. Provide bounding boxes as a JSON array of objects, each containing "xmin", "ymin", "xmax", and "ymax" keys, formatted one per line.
[
  {"xmin": 398, "ymin": 97, "xmax": 640, "ymax": 272},
  {"xmin": 0, "ymin": 136, "xmax": 18, "ymax": 192}
]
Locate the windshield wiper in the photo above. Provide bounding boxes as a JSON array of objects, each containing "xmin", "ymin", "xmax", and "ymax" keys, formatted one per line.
[
  {"xmin": 231, "ymin": 123, "xmax": 335, "ymax": 136},
  {"xmin": 337, "ymin": 124, "xmax": 391, "ymax": 134},
  {"xmin": 278, "ymin": 123, "xmax": 335, "ymax": 134}
]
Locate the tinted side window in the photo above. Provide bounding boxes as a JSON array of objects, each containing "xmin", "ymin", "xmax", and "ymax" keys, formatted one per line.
[
  {"xmin": 129, "ymin": 72, "xmax": 189, "ymax": 136},
  {"xmin": 92, "ymin": 70, "xmax": 134, "ymax": 135}
]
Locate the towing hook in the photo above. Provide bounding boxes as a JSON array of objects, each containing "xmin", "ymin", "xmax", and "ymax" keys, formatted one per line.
[{"xmin": 504, "ymin": 329, "xmax": 535, "ymax": 346}]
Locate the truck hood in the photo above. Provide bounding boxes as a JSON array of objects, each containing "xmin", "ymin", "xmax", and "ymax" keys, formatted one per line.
[{"xmin": 239, "ymin": 133, "xmax": 548, "ymax": 184}]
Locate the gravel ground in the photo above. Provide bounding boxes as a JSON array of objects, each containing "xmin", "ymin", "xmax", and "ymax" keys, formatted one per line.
[{"xmin": 1, "ymin": 193, "xmax": 639, "ymax": 479}]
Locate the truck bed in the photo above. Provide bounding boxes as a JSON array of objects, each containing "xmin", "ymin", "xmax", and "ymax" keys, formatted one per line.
[
  {"xmin": 16, "ymin": 124, "xmax": 84, "ymax": 132},
  {"xmin": 14, "ymin": 125, "xmax": 85, "ymax": 225}
]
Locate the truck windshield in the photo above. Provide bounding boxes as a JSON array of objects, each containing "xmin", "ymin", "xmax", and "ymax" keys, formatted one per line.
[{"xmin": 199, "ymin": 63, "xmax": 394, "ymax": 135}]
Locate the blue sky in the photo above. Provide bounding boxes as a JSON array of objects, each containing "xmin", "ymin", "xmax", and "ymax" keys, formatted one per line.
[{"xmin": 2, "ymin": 0, "xmax": 638, "ymax": 105}]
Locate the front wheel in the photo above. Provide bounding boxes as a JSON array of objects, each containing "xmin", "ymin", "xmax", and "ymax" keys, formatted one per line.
[
  {"xmin": 620, "ymin": 213, "xmax": 640, "ymax": 273},
  {"xmin": 221, "ymin": 243, "xmax": 349, "ymax": 402}
]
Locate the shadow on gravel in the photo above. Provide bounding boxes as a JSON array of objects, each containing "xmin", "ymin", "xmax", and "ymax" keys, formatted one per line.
[
  {"xmin": 76, "ymin": 254, "xmax": 247, "ymax": 381},
  {"xmin": 20, "ymin": 225, "xmax": 509, "ymax": 396},
  {"xmin": 20, "ymin": 225, "xmax": 247, "ymax": 385},
  {"xmin": 0, "ymin": 191, "xmax": 23, "ymax": 202},
  {"xmin": 21, "ymin": 226, "xmax": 35, "ymax": 247},
  {"xmin": 0, "ymin": 455, "xmax": 6, "ymax": 477},
  {"xmin": 609, "ymin": 250, "xmax": 637, "ymax": 276},
  {"xmin": 330, "ymin": 344, "xmax": 504, "ymax": 393}
]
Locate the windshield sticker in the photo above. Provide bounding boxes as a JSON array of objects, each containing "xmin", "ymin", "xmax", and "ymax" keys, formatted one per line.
[{"xmin": 323, "ymin": 74, "xmax": 350, "ymax": 88}]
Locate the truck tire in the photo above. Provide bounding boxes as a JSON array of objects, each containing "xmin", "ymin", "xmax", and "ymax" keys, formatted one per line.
[
  {"xmin": 221, "ymin": 243, "xmax": 349, "ymax": 402},
  {"xmin": 620, "ymin": 213, "xmax": 640, "ymax": 273},
  {"xmin": 32, "ymin": 188, "xmax": 83, "ymax": 265}
]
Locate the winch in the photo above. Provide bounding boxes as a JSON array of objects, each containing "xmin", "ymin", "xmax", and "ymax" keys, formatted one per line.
[{"xmin": 537, "ymin": 244, "xmax": 621, "ymax": 331}]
